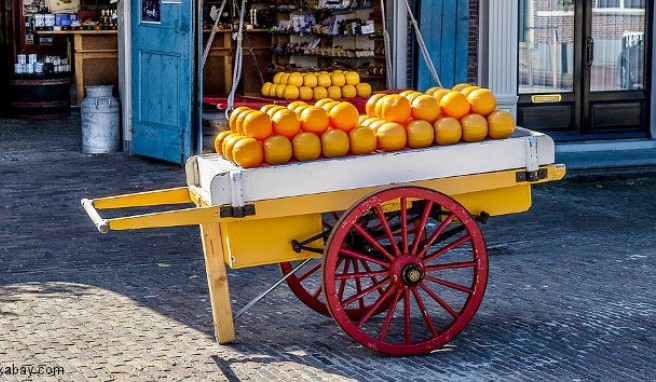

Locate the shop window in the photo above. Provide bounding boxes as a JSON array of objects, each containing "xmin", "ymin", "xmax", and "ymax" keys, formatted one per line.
[
  {"xmin": 596, "ymin": 0, "xmax": 644, "ymax": 9},
  {"xmin": 596, "ymin": 0, "xmax": 619, "ymax": 8},
  {"xmin": 625, "ymin": 0, "xmax": 645, "ymax": 9}
]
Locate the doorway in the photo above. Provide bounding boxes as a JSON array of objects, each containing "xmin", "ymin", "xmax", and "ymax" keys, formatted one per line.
[{"xmin": 517, "ymin": 0, "xmax": 651, "ymax": 140}]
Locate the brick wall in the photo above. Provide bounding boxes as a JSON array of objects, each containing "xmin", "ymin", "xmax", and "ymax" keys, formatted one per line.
[{"xmin": 468, "ymin": 0, "xmax": 478, "ymax": 84}]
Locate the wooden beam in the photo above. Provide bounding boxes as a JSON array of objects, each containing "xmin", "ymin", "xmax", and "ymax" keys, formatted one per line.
[{"xmin": 199, "ymin": 223, "xmax": 236, "ymax": 344}]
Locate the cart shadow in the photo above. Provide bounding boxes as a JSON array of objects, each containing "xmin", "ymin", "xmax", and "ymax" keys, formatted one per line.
[
  {"xmin": 211, "ymin": 356, "xmax": 243, "ymax": 382},
  {"xmin": 205, "ymin": 307, "xmax": 560, "ymax": 379},
  {"xmin": 0, "ymin": 258, "xmax": 574, "ymax": 379}
]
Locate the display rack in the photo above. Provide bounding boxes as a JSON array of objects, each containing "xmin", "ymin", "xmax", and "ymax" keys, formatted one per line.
[
  {"xmin": 266, "ymin": 0, "xmax": 386, "ymax": 89},
  {"xmin": 201, "ymin": 0, "xmax": 387, "ymax": 97}
]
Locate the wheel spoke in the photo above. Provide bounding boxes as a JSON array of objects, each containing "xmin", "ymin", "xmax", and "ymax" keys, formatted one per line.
[
  {"xmin": 400, "ymin": 197, "xmax": 409, "ymax": 255},
  {"xmin": 411, "ymin": 201, "xmax": 434, "ymax": 257},
  {"xmin": 371, "ymin": 213, "xmax": 422, "ymax": 238},
  {"xmin": 373, "ymin": 205, "xmax": 402, "ymax": 257},
  {"xmin": 356, "ymin": 283, "xmax": 398, "ymax": 328},
  {"xmin": 341, "ymin": 277, "xmax": 392, "ymax": 307},
  {"xmin": 310, "ymin": 285, "xmax": 322, "ymax": 299},
  {"xmin": 417, "ymin": 213, "xmax": 457, "ymax": 259},
  {"xmin": 338, "ymin": 247, "xmax": 391, "ymax": 268},
  {"xmin": 352, "ymin": 222, "xmax": 397, "ymax": 263},
  {"xmin": 334, "ymin": 269, "xmax": 389, "ymax": 280},
  {"xmin": 362, "ymin": 211, "xmax": 389, "ymax": 235},
  {"xmin": 337, "ymin": 258, "xmax": 352, "ymax": 302},
  {"xmin": 403, "ymin": 288, "xmax": 412, "ymax": 344},
  {"xmin": 411, "ymin": 287, "xmax": 439, "ymax": 337},
  {"xmin": 424, "ymin": 274, "xmax": 473, "ymax": 294},
  {"xmin": 358, "ymin": 259, "xmax": 388, "ymax": 298},
  {"xmin": 419, "ymin": 283, "xmax": 460, "ymax": 319},
  {"xmin": 379, "ymin": 287, "xmax": 403, "ymax": 341},
  {"xmin": 425, "ymin": 260, "xmax": 477, "ymax": 272},
  {"xmin": 370, "ymin": 218, "xmax": 384, "ymax": 234},
  {"xmin": 352, "ymin": 261, "xmax": 365, "ymax": 310},
  {"xmin": 296, "ymin": 261, "xmax": 322, "ymax": 282},
  {"xmin": 423, "ymin": 234, "xmax": 472, "ymax": 264}
]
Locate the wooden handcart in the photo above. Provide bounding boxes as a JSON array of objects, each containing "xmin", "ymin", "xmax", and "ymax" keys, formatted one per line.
[{"xmin": 82, "ymin": 127, "xmax": 565, "ymax": 356}]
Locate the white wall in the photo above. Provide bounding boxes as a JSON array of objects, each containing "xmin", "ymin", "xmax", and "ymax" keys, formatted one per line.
[
  {"xmin": 478, "ymin": 0, "xmax": 519, "ymax": 116},
  {"xmin": 117, "ymin": 0, "xmax": 131, "ymax": 149},
  {"xmin": 389, "ymin": 0, "xmax": 408, "ymax": 89}
]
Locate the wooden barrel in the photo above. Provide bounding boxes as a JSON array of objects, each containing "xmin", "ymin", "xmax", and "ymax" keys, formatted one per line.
[{"xmin": 7, "ymin": 74, "xmax": 71, "ymax": 120}]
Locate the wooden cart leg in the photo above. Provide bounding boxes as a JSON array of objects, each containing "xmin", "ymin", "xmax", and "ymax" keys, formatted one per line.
[{"xmin": 199, "ymin": 223, "xmax": 236, "ymax": 344}]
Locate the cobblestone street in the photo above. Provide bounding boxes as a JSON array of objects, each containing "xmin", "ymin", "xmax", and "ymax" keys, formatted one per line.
[{"xmin": 1, "ymin": 113, "xmax": 654, "ymax": 381}]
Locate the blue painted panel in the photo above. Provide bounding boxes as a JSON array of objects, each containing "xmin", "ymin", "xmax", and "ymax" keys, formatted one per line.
[
  {"xmin": 440, "ymin": 0, "xmax": 456, "ymax": 88},
  {"xmin": 138, "ymin": 52, "xmax": 180, "ymax": 126},
  {"xmin": 418, "ymin": 0, "xmax": 443, "ymax": 87},
  {"xmin": 130, "ymin": 0, "xmax": 197, "ymax": 164},
  {"xmin": 454, "ymin": 0, "xmax": 470, "ymax": 83},
  {"xmin": 416, "ymin": 0, "xmax": 470, "ymax": 91}
]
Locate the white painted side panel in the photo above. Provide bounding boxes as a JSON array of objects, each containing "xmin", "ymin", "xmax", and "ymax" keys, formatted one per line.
[
  {"xmin": 479, "ymin": 0, "xmax": 520, "ymax": 116},
  {"xmin": 189, "ymin": 128, "xmax": 555, "ymax": 206}
]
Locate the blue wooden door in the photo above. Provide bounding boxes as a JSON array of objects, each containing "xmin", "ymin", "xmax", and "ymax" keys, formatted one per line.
[
  {"xmin": 130, "ymin": 0, "xmax": 200, "ymax": 164},
  {"xmin": 415, "ymin": 0, "xmax": 469, "ymax": 90}
]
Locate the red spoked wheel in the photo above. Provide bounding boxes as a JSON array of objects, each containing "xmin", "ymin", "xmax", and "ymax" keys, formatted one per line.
[{"xmin": 322, "ymin": 186, "xmax": 488, "ymax": 356}]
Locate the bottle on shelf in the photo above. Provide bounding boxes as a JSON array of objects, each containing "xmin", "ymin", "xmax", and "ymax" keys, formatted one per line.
[
  {"xmin": 111, "ymin": 9, "xmax": 118, "ymax": 29},
  {"xmin": 25, "ymin": 16, "xmax": 34, "ymax": 45}
]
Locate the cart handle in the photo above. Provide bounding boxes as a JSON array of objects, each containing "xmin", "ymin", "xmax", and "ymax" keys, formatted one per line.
[
  {"xmin": 80, "ymin": 187, "xmax": 235, "ymax": 232},
  {"xmin": 80, "ymin": 187, "xmax": 201, "ymax": 233},
  {"xmin": 81, "ymin": 199, "xmax": 110, "ymax": 234}
]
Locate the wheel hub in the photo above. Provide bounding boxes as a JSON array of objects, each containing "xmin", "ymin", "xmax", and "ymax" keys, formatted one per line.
[
  {"xmin": 390, "ymin": 255, "xmax": 425, "ymax": 287},
  {"xmin": 401, "ymin": 263, "xmax": 424, "ymax": 286}
]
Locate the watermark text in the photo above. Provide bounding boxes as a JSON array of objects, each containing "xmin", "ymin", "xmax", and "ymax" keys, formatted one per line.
[{"xmin": 0, "ymin": 363, "xmax": 65, "ymax": 378}]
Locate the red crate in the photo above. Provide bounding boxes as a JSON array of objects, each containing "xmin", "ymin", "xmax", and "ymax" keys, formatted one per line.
[{"xmin": 203, "ymin": 96, "xmax": 287, "ymax": 111}]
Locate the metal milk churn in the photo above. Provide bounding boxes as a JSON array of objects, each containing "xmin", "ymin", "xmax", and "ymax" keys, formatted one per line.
[{"xmin": 81, "ymin": 85, "xmax": 120, "ymax": 153}]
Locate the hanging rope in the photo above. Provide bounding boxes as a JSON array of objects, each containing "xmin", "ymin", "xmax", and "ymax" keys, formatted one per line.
[
  {"xmin": 202, "ymin": 0, "xmax": 228, "ymax": 68},
  {"xmin": 226, "ymin": 0, "xmax": 247, "ymax": 116},
  {"xmin": 379, "ymin": 0, "xmax": 394, "ymax": 89},
  {"xmin": 399, "ymin": 0, "xmax": 442, "ymax": 88},
  {"xmin": 235, "ymin": 4, "xmax": 265, "ymax": 86}
]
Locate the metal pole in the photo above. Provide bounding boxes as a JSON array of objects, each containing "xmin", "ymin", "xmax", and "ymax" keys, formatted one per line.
[
  {"xmin": 380, "ymin": 0, "xmax": 394, "ymax": 89},
  {"xmin": 227, "ymin": 0, "xmax": 247, "ymax": 114},
  {"xmin": 202, "ymin": 0, "xmax": 228, "ymax": 68},
  {"xmin": 233, "ymin": 258, "xmax": 313, "ymax": 318}
]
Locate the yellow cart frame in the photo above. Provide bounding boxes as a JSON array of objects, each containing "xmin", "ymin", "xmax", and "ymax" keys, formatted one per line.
[
  {"xmin": 82, "ymin": 162, "xmax": 565, "ymax": 348},
  {"xmin": 82, "ymin": 126, "xmax": 565, "ymax": 355}
]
